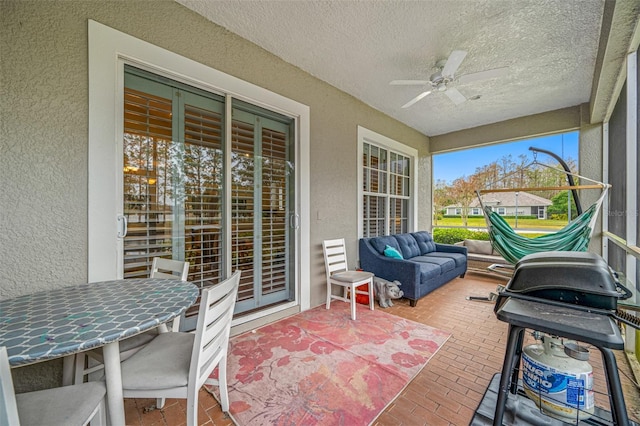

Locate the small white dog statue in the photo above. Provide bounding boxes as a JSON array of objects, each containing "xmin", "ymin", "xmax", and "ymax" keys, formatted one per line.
[{"xmin": 374, "ymin": 277, "xmax": 404, "ymax": 308}]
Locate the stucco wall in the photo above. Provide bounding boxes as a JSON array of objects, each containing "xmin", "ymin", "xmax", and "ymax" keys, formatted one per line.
[
  {"xmin": 1, "ymin": 0, "xmax": 430, "ymax": 389},
  {"xmin": 1, "ymin": 0, "xmax": 429, "ymax": 298}
]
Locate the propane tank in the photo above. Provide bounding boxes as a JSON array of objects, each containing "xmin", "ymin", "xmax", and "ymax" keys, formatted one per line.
[{"xmin": 521, "ymin": 335, "xmax": 594, "ymax": 423}]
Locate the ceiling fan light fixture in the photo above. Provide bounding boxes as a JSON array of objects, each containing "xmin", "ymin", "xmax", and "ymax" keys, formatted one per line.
[{"xmin": 436, "ymin": 82, "xmax": 447, "ymax": 92}]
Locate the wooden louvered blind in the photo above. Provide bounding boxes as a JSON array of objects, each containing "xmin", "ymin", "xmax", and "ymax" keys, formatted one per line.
[
  {"xmin": 123, "ymin": 88, "xmax": 174, "ymax": 277},
  {"xmin": 123, "ymin": 88, "xmax": 224, "ymax": 289},
  {"xmin": 362, "ymin": 142, "xmax": 411, "ymax": 237},
  {"xmin": 231, "ymin": 119, "xmax": 256, "ymax": 302},
  {"xmin": 362, "ymin": 143, "xmax": 387, "ymax": 237},
  {"xmin": 261, "ymin": 127, "xmax": 287, "ymax": 296},
  {"xmin": 183, "ymin": 103, "xmax": 224, "ymax": 288}
]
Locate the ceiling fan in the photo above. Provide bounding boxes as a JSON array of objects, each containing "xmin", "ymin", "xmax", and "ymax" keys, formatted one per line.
[{"xmin": 390, "ymin": 50, "xmax": 508, "ymax": 108}]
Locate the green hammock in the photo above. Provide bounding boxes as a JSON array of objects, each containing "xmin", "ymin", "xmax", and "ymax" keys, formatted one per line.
[
  {"xmin": 483, "ymin": 204, "xmax": 596, "ymax": 264},
  {"xmin": 476, "ymin": 159, "xmax": 610, "ymax": 264}
]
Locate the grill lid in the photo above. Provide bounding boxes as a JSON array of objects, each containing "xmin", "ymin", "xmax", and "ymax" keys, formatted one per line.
[{"xmin": 499, "ymin": 251, "xmax": 630, "ymax": 311}]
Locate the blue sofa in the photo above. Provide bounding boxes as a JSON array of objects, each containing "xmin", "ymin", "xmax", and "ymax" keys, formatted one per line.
[{"xmin": 359, "ymin": 231, "xmax": 467, "ymax": 307}]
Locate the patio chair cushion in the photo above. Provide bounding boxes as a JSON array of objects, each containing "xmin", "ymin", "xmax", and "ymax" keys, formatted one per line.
[
  {"xmin": 16, "ymin": 382, "xmax": 106, "ymax": 426},
  {"xmin": 332, "ymin": 270, "xmax": 374, "ymax": 283},
  {"xmin": 121, "ymin": 332, "xmax": 195, "ymax": 390}
]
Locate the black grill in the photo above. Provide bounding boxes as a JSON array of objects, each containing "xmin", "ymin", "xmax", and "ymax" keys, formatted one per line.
[{"xmin": 495, "ymin": 251, "xmax": 632, "ymax": 315}]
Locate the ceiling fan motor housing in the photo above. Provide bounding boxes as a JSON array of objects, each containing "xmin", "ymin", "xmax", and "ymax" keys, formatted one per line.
[{"xmin": 430, "ymin": 71, "xmax": 443, "ymax": 84}]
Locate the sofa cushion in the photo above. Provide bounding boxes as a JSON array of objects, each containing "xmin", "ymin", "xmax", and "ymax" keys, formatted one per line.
[
  {"xmin": 416, "ymin": 262, "xmax": 441, "ymax": 282},
  {"xmin": 427, "ymin": 252, "xmax": 467, "ymax": 268},
  {"xmin": 411, "ymin": 256, "xmax": 456, "ymax": 274},
  {"xmin": 465, "ymin": 239, "xmax": 493, "ymax": 255},
  {"xmin": 411, "ymin": 231, "xmax": 436, "ymax": 254},
  {"xmin": 384, "ymin": 245, "xmax": 404, "ymax": 259},
  {"xmin": 395, "ymin": 233, "xmax": 421, "ymax": 259},
  {"xmin": 369, "ymin": 236, "xmax": 400, "ymax": 255}
]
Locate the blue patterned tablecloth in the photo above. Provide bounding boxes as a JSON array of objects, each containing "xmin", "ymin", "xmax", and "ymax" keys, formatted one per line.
[{"xmin": 0, "ymin": 278, "xmax": 199, "ymax": 366}]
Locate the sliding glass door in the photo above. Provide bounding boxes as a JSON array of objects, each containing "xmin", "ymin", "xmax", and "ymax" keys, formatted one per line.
[
  {"xmin": 231, "ymin": 106, "xmax": 294, "ymax": 313},
  {"xmin": 121, "ymin": 67, "xmax": 295, "ymax": 322}
]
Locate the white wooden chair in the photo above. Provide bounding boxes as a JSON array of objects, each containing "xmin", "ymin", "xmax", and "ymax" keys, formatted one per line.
[
  {"xmin": 150, "ymin": 257, "xmax": 190, "ymax": 332},
  {"xmin": 119, "ymin": 270, "xmax": 241, "ymax": 426},
  {"xmin": 71, "ymin": 257, "xmax": 190, "ymax": 385},
  {"xmin": 322, "ymin": 238, "xmax": 374, "ymax": 320},
  {"xmin": 1, "ymin": 347, "xmax": 106, "ymax": 426}
]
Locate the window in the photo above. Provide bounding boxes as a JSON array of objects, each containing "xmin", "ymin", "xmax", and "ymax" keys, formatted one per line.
[
  {"xmin": 497, "ymin": 207, "xmax": 506, "ymax": 215},
  {"xmin": 455, "ymin": 208, "xmax": 462, "ymax": 216},
  {"xmin": 358, "ymin": 127, "xmax": 417, "ymax": 237},
  {"xmin": 471, "ymin": 208, "xmax": 480, "ymax": 216}
]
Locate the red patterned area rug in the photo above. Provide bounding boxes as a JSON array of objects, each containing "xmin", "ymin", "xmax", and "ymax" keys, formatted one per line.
[{"xmin": 207, "ymin": 302, "xmax": 451, "ymax": 425}]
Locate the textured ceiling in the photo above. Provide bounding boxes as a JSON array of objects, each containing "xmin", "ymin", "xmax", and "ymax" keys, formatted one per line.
[{"xmin": 176, "ymin": 0, "xmax": 606, "ymax": 136}]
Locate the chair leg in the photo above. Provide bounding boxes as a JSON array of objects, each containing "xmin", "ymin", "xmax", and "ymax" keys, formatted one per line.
[
  {"xmin": 74, "ymin": 353, "xmax": 86, "ymax": 384},
  {"xmin": 326, "ymin": 283, "xmax": 332, "ymax": 310},
  {"xmin": 368, "ymin": 279, "xmax": 374, "ymax": 311},
  {"xmin": 186, "ymin": 387, "xmax": 199, "ymax": 426},
  {"xmin": 62, "ymin": 355, "xmax": 75, "ymax": 386},
  {"xmin": 219, "ymin": 355, "xmax": 230, "ymax": 412},
  {"xmin": 350, "ymin": 285, "xmax": 357, "ymax": 320}
]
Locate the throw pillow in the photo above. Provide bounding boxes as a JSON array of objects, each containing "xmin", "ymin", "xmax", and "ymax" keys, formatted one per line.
[{"xmin": 383, "ymin": 245, "xmax": 404, "ymax": 259}]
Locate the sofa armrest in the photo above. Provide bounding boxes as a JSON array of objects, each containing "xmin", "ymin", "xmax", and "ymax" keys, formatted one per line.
[
  {"xmin": 359, "ymin": 239, "xmax": 422, "ymax": 300},
  {"xmin": 435, "ymin": 243, "xmax": 467, "ymax": 255}
]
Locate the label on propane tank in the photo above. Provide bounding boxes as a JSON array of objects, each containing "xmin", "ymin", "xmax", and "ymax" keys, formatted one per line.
[{"xmin": 522, "ymin": 352, "xmax": 594, "ymax": 410}]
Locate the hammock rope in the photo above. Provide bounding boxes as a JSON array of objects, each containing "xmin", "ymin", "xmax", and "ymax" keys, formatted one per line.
[{"xmin": 477, "ymin": 184, "xmax": 609, "ymax": 264}]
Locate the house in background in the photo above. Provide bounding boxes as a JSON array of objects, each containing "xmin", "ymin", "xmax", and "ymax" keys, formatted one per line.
[{"xmin": 445, "ymin": 191, "xmax": 552, "ymax": 219}]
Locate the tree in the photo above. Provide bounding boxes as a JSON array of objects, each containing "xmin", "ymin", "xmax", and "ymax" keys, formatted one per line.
[
  {"xmin": 547, "ymin": 190, "xmax": 577, "ymax": 220},
  {"xmin": 450, "ymin": 175, "xmax": 478, "ymax": 226},
  {"xmin": 432, "ymin": 179, "xmax": 454, "ymax": 225}
]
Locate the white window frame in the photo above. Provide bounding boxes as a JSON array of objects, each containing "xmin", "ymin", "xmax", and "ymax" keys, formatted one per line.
[
  {"xmin": 88, "ymin": 20, "xmax": 311, "ymax": 322},
  {"xmin": 357, "ymin": 126, "xmax": 417, "ymax": 237},
  {"xmin": 471, "ymin": 208, "xmax": 480, "ymax": 216},
  {"xmin": 497, "ymin": 207, "xmax": 506, "ymax": 215}
]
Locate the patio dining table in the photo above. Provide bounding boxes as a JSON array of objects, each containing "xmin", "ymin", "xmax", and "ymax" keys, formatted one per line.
[{"xmin": 0, "ymin": 277, "xmax": 199, "ymax": 425}]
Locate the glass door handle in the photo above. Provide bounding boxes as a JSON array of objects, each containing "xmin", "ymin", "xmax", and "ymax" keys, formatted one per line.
[
  {"xmin": 117, "ymin": 215, "xmax": 128, "ymax": 238},
  {"xmin": 290, "ymin": 213, "xmax": 300, "ymax": 229}
]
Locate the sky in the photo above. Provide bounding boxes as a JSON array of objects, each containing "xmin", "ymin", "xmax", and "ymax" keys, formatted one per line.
[{"xmin": 433, "ymin": 131, "xmax": 579, "ymax": 183}]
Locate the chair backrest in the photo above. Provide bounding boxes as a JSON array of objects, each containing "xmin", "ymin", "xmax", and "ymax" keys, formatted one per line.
[
  {"xmin": 322, "ymin": 238, "xmax": 349, "ymax": 281},
  {"xmin": 189, "ymin": 270, "xmax": 241, "ymax": 390},
  {"xmin": 0, "ymin": 347, "xmax": 21, "ymax": 426},
  {"xmin": 150, "ymin": 257, "xmax": 189, "ymax": 281}
]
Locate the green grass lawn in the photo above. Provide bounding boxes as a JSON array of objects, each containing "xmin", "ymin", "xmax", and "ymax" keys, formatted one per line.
[{"xmin": 434, "ymin": 216, "xmax": 568, "ymax": 230}]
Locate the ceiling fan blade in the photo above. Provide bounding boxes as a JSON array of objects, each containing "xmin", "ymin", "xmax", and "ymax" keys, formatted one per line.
[
  {"xmin": 457, "ymin": 67, "xmax": 508, "ymax": 85},
  {"xmin": 401, "ymin": 91, "xmax": 432, "ymax": 108},
  {"xmin": 444, "ymin": 88, "xmax": 467, "ymax": 105},
  {"xmin": 441, "ymin": 50, "xmax": 467, "ymax": 77},
  {"xmin": 390, "ymin": 80, "xmax": 431, "ymax": 86}
]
